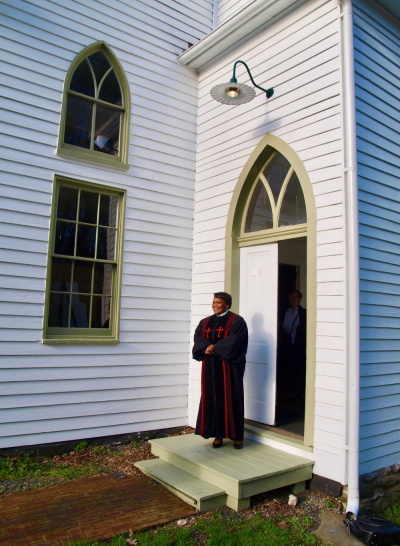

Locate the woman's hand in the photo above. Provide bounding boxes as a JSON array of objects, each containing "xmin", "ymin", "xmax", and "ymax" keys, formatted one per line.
[{"xmin": 205, "ymin": 344, "xmax": 216, "ymax": 355}]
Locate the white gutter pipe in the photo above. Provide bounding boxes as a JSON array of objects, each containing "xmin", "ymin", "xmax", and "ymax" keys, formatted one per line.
[{"xmin": 340, "ymin": 0, "xmax": 360, "ymax": 516}]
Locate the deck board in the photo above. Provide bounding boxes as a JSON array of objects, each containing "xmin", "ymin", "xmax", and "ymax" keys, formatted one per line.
[
  {"xmin": 137, "ymin": 434, "xmax": 314, "ymax": 511},
  {"xmin": 150, "ymin": 434, "xmax": 312, "ymax": 482}
]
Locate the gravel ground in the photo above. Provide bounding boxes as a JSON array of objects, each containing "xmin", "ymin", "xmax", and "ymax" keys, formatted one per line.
[{"xmin": 0, "ymin": 427, "xmax": 344, "ymax": 530}]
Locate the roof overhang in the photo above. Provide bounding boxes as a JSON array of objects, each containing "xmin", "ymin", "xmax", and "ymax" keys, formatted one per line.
[
  {"xmin": 178, "ymin": 0, "xmax": 309, "ymax": 71},
  {"xmin": 179, "ymin": 0, "xmax": 400, "ymax": 72}
]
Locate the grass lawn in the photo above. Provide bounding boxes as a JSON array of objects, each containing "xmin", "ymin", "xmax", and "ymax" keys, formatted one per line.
[{"xmin": 67, "ymin": 507, "xmax": 321, "ymax": 545}]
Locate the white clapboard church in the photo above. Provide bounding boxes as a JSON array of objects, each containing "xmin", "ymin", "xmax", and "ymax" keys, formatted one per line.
[{"xmin": 1, "ymin": 0, "xmax": 399, "ymax": 513}]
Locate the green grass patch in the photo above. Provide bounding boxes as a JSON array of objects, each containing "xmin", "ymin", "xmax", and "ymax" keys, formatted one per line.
[
  {"xmin": 68, "ymin": 510, "xmax": 320, "ymax": 546},
  {"xmin": 0, "ymin": 455, "xmax": 49, "ymax": 481},
  {"xmin": 0, "ymin": 455, "xmax": 101, "ymax": 484},
  {"xmin": 382, "ymin": 499, "xmax": 400, "ymax": 525},
  {"xmin": 46, "ymin": 462, "xmax": 102, "ymax": 480}
]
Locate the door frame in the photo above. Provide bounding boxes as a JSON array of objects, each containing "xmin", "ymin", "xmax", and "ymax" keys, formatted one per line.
[{"xmin": 224, "ymin": 134, "xmax": 316, "ymax": 448}]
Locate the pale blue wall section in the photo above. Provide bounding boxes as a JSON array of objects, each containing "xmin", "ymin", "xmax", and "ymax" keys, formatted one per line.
[{"xmin": 354, "ymin": 0, "xmax": 400, "ymax": 474}]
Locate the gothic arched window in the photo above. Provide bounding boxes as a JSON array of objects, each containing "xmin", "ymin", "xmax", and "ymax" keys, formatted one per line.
[
  {"xmin": 58, "ymin": 44, "xmax": 129, "ymax": 167},
  {"xmin": 244, "ymin": 151, "xmax": 307, "ymax": 233}
]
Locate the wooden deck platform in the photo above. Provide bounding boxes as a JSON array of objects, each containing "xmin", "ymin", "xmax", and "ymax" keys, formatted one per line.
[{"xmin": 135, "ymin": 434, "xmax": 313, "ymax": 511}]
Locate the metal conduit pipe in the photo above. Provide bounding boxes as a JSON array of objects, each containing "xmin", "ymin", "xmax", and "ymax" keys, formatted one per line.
[{"xmin": 340, "ymin": 0, "xmax": 360, "ymax": 516}]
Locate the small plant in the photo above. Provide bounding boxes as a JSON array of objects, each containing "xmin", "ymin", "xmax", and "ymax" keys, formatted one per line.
[
  {"xmin": 74, "ymin": 441, "xmax": 89, "ymax": 452},
  {"xmin": 325, "ymin": 499, "xmax": 336, "ymax": 511},
  {"xmin": 382, "ymin": 498, "xmax": 400, "ymax": 525},
  {"xmin": 92, "ymin": 444, "xmax": 111, "ymax": 454}
]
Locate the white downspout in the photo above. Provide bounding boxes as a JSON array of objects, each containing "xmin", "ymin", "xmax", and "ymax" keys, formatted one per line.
[{"xmin": 340, "ymin": 0, "xmax": 360, "ymax": 516}]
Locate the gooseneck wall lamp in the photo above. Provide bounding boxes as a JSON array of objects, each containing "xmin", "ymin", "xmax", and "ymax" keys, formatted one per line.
[{"xmin": 210, "ymin": 60, "xmax": 274, "ymax": 105}]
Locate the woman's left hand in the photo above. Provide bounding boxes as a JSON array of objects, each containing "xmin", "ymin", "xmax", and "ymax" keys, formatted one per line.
[{"xmin": 205, "ymin": 344, "xmax": 216, "ymax": 355}]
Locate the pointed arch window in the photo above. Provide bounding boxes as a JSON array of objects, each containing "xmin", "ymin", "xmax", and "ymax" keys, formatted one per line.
[
  {"xmin": 244, "ymin": 151, "xmax": 306, "ymax": 233},
  {"xmin": 58, "ymin": 44, "xmax": 129, "ymax": 167}
]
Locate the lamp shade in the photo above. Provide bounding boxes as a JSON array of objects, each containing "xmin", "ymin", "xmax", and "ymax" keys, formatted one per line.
[{"xmin": 210, "ymin": 81, "xmax": 256, "ymax": 105}]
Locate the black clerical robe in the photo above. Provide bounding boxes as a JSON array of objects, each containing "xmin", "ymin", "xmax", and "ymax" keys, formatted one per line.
[{"xmin": 192, "ymin": 311, "xmax": 248, "ymax": 441}]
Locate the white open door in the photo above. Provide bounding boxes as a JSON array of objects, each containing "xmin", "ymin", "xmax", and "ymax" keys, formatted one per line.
[{"xmin": 240, "ymin": 244, "xmax": 278, "ymax": 425}]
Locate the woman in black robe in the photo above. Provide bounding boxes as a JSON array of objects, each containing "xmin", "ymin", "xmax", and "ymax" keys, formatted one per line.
[{"xmin": 192, "ymin": 292, "xmax": 248, "ymax": 449}]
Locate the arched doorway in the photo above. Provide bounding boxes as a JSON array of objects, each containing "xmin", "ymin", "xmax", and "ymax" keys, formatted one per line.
[{"xmin": 225, "ymin": 135, "xmax": 316, "ymax": 447}]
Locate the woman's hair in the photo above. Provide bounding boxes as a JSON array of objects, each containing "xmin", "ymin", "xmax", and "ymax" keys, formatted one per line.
[{"xmin": 214, "ymin": 292, "xmax": 232, "ymax": 308}]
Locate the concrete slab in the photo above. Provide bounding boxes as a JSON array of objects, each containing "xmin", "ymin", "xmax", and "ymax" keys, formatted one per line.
[{"xmin": 312, "ymin": 508, "xmax": 363, "ymax": 546}]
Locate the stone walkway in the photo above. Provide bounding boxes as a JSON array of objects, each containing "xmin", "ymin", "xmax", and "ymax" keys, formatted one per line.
[{"xmin": 0, "ymin": 476, "xmax": 196, "ymax": 545}]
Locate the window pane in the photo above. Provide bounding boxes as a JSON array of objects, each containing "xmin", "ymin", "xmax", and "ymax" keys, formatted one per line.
[
  {"xmin": 72, "ymin": 260, "xmax": 93, "ymax": 294},
  {"xmin": 245, "ymin": 180, "xmax": 273, "ymax": 232},
  {"xmin": 55, "ymin": 221, "xmax": 76, "ymax": 256},
  {"xmin": 91, "ymin": 296, "xmax": 111, "ymax": 328},
  {"xmin": 279, "ymin": 173, "xmax": 307, "ymax": 227},
  {"xmin": 50, "ymin": 258, "xmax": 72, "ymax": 291},
  {"xmin": 79, "ymin": 191, "xmax": 98, "ymax": 224},
  {"xmin": 94, "ymin": 263, "xmax": 113, "ymax": 295},
  {"xmin": 57, "ymin": 186, "xmax": 78, "ymax": 220},
  {"xmin": 46, "ymin": 179, "xmax": 123, "ymax": 340},
  {"xmin": 94, "ymin": 104, "xmax": 120, "ymax": 155},
  {"xmin": 263, "ymin": 152, "xmax": 291, "ymax": 204},
  {"xmin": 99, "ymin": 70, "xmax": 122, "ymax": 105},
  {"xmin": 76, "ymin": 224, "xmax": 96, "ymax": 258},
  {"xmin": 99, "ymin": 195, "xmax": 118, "ymax": 227},
  {"xmin": 88, "ymin": 51, "xmax": 111, "ymax": 87},
  {"xmin": 70, "ymin": 59, "xmax": 94, "ymax": 96},
  {"xmin": 48, "ymin": 293, "xmax": 70, "ymax": 327},
  {"xmin": 64, "ymin": 95, "xmax": 92, "ymax": 149},
  {"xmin": 70, "ymin": 294, "xmax": 90, "ymax": 327},
  {"xmin": 97, "ymin": 227, "xmax": 116, "ymax": 260}
]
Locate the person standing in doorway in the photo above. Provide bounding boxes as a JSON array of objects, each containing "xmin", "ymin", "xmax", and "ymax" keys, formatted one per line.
[
  {"xmin": 193, "ymin": 292, "xmax": 248, "ymax": 449},
  {"xmin": 278, "ymin": 290, "xmax": 307, "ymax": 401}
]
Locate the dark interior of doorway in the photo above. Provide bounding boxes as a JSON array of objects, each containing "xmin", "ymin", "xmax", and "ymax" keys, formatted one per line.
[{"xmin": 274, "ymin": 262, "xmax": 305, "ymax": 439}]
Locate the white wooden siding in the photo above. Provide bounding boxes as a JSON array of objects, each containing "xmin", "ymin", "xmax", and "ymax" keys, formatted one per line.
[
  {"xmin": 190, "ymin": 0, "xmax": 349, "ymax": 483},
  {"xmin": 353, "ymin": 0, "xmax": 400, "ymax": 475},
  {"xmin": 0, "ymin": 0, "xmax": 213, "ymax": 449},
  {"xmin": 217, "ymin": 0, "xmax": 251, "ymax": 25}
]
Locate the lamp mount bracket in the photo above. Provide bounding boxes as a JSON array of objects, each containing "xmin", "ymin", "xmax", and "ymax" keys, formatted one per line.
[{"xmin": 231, "ymin": 60, "xmax": 274, "ymax": 98}]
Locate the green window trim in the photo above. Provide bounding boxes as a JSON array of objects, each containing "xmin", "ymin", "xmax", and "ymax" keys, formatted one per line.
[
  {"xmin": 57, "ymin": 42, "xmax": 130, "ymax": 169},
  {"xmin": 43, "ymin": 176, "xmax": 126, "ymax": 344}
]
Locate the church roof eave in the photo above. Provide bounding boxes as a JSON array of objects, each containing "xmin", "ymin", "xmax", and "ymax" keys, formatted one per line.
[{"xmin": 178, "ymin": 0, "xmax": 307, "ymax": 71}]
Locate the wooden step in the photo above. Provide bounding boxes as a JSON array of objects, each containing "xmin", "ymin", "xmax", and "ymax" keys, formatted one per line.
[
  {"xmin": 145, "ymin": 434, "xmax": 314, "ymax": 511},
  {"xmin": 135, "ymin": 458, "xmax": 227, "ymax": 511}
]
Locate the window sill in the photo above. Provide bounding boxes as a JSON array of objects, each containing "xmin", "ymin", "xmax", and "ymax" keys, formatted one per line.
[
  {"xmin": 42, "ymin": 337, "xmax": 120, "ymax": 345},
  {"xmin": 56, "ymin": 147, "xmax": 129, "ymax": 170}
]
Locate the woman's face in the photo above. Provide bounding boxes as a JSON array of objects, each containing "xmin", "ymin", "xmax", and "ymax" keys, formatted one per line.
[{"xmin": 212, "ymin": 298, "xmax": 229, "ymax": 315}]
